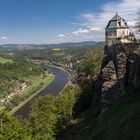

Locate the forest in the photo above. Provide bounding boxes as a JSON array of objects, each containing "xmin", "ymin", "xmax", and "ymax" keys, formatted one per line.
[
  {"xmin": 0, "ymin": 47, "xmax": 104, "ymax": 140},
  {"xmin": 1, "ymin": 43, "xmax": 140, "ymax": 140},
  {"xmin": 0, "ymin": 59, "xmax": 45, "ymax": 99}
]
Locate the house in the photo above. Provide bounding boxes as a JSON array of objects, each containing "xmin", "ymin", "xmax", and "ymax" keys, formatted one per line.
[{"xmin": 105, "ymin": 12, "xmax": 136, "ymax": 46}]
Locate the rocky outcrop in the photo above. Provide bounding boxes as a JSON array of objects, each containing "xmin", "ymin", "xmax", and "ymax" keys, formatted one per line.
[{"xmin": 94, "ymin": 43, "xmax": 140, "ymax": 112}]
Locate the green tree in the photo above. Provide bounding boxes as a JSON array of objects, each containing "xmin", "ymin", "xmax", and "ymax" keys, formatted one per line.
[
  {"xmin": 29, "ymin": 89, "xmax": 77, "ymax": 139},
  {"xmin": 29, "ymin": 95, "xmax": 58, "ymax": 140},
  {"xmin": 81, "ymin": 48, "xmax": 103, "ymax": 79},
  {"xmin": 0, "ymin": 112, "xmax": 32, "ymax": 140},
  {"xmin": 56, "ymin": 88, "xmax": 76, "ymax": 132}
]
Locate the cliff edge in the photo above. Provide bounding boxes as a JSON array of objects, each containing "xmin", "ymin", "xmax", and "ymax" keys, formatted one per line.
[{"xmin": 95, "ymin": 43, "xmax": 140, "ymax": 112}]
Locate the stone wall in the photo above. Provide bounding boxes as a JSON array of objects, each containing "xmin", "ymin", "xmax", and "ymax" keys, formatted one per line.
[{"xmin": 94, "ymin": 43, "xmax": 140, "ymax": 112}]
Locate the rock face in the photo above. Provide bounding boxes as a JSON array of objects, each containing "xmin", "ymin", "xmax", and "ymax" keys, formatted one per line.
[{"xmin": 94, "ymin": 43, "xmax": 140, "ymax": 112}]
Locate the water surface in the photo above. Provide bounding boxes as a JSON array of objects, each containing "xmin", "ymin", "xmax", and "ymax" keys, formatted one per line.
[{"xmin": 15, "ymin": 65, "xmax": 70, "ymax": 118}]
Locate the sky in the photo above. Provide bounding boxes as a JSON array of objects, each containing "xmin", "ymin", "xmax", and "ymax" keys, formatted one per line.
[{"xmin": 0, "ymin": 0, "xmax": 139, "ymax": 44}]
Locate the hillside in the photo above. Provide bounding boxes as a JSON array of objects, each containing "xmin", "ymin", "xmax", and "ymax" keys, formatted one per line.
[
  {"xmin": 62, "ymin": 90, "xmax": 140, "ymax": 140},
  {"xmin": 0, "ymin": 43, "xmax": 140, "ymax": 140},
  {"xmin": 0, "ymin": 59, "xmax": 44, "ymax": 99},
  {"xmin": 61, "ymin": 43, "xmax": 140, "ymax": 140},
  {"xmin": 0, "ymin": 58, "xmax": 55, "ymax": 113}
]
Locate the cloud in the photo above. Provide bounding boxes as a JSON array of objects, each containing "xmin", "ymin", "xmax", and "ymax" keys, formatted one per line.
[
  {"xmin": 56, "ymin": 26, "xmax": 103, "ymax": 43},
  {"xmin": 75, "ymin": 0, "xmax": 140, "ymax": 40},
  {"xmin": 127, "ymin": 21, "xmax": 137, "ymax": 27},
  {"xmin": 58, "ymin": 34, "xmax": 65, "ymax": 37},
  {"xmin": 89, "ymin": 27, "xmax": 102, "ymax": 31},
  {"xmin": 53, "ymin": 0, "xmax": 140, "ymax": 43},
  {"xmin": 54, "ymin": 27, "xmax": 104, "ymax": 44},
  {"xmin": 79, "ymin": 0, "xmax": 140, "ymax": 30},
  {"xmin": 71, "ymin": 28, "xmax": 89, "ymax": 35},
  {"xmin": 57, "ymin": 27, "xmax": 102, "ymax": 38},
  {"xmin": 0, "ymin": 36, "xmax": 9, "ymax": 41}
]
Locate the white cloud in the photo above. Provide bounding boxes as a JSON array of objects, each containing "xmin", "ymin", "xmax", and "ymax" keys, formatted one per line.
[
  {"xmin": 71, "ymin": 28, "xmax": 89, "ymax": 35},
  {"xmin": 76, "ymin": 0, "xmax": 140, "ymax": 40},
  {"xmin": 53, "ymin": 0, "xmax": 140, "ymax": 43},
  {"xmin": 0, "ymin": 36, "xmax": 9, "ymax": 41},
  {"xmin": 79, "ymin": 0, "xmax": 140, "ymax": 30},
  {"xmin": 58, "ymin": 34, "xmax": 65, "ymax": 37},
  {"xmin": 56, "ymin": 26, "xmax": 104, "ymax": 43},
  {"xmin": 127, "ymin": 21, "xmax": 137, "ymax": 27},
  {"xmin": 89, "ymin": 27, "xmax": 102, "ymax": 31}
]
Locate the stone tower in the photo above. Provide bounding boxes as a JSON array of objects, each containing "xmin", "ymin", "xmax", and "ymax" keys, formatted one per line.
[{"xmin": 105, "ymin": 12, "xmax": 130, "ymax": 46}]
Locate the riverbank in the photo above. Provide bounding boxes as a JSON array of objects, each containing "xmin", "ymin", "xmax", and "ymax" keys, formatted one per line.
[
  {"xmin": 15, "ymin": 65, "xmax": 70, "ymax": 118},
  {"xmin": 8, "ymin": 72, "xmax": 55, "ymax": 115},
  {"xmin": 44, "ymin": 64, "xmax": 72, "ymax": 96}
]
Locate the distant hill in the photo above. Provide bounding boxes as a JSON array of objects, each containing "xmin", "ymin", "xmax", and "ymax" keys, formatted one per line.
[{"xmin": 0, "ymin": 41, "xmax": 105, "ymax": 50}]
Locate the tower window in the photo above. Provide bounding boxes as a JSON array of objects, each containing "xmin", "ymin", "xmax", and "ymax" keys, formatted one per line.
[{"xmin": 118, "ymin": 21, "xmax": 121, "ymax": 27}]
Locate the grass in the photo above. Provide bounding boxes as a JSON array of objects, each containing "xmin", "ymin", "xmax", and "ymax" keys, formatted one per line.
[
  {"xmin": 8, "ymin": 72, "xmax": 55, "ymax": 114},
  {"xmin": 0, "ymin": 56, "xmax": 12, "ymax": 63},
  {"xmin": 63, "ymin": 90, "xmax": 140, "ymax": 140}
]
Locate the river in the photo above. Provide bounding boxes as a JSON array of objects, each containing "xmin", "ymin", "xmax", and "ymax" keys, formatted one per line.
[{"xmin": 15, "ymin": 65, "xmax": 70, "ymax": 118}]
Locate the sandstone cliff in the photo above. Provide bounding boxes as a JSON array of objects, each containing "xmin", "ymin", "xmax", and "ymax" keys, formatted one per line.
[{"xmin": 94, "ymin": 43, "xmax": 140, "ymax": 112}]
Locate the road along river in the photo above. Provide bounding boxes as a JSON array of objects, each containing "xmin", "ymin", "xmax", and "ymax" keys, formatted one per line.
[{"xmin": 15, "ymin": 65, "xmax": 70, "ymax": 118}]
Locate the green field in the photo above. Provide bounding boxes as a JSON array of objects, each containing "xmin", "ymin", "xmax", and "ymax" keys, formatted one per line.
[{"xmin": 0, "ymin": 56, "xmax": 12, "ymax": 63}]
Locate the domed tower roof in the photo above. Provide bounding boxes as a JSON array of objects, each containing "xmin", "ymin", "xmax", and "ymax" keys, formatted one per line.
[{"xmin": 106, "ymin": 12, "xmax": 129, "ymax": 29}]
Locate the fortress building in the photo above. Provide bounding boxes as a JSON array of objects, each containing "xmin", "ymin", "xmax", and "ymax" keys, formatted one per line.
[{"xmin": 105, "ymin": 12, "xmax": 135, "ymax": 46}]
